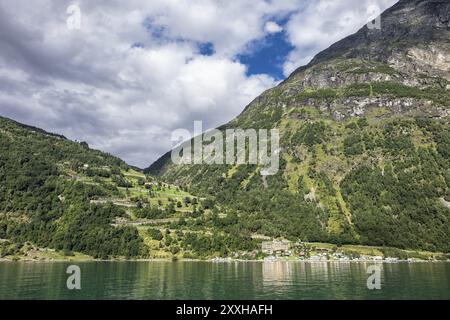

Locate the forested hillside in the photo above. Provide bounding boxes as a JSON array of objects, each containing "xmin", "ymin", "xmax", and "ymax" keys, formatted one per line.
[
  {"xmin": 148, "ymin": 0, "xmax": 450, "ymax": 252},
  {"xmin": 1, "ymin": 0, "xmax": 449, "ymax": 260},
  {"xmin": 0, "ymin": 116, "xmax": 258, "ymax": 260},
  {"xmin": 0, "ymin": 116, "xmax": 148, "ymax": 259}
]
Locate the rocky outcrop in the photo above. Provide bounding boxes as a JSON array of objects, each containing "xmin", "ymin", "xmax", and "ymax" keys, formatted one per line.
[
  {"xmin": 229, "ymin": 0, "xmax": 450, "ymax": 129},
  {"xmin": 288, "ymin": 0, "xmax": 450, "ymax": 79}
]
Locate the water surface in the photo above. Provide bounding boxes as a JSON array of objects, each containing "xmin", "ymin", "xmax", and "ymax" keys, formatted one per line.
[{"xmin": 0, "ymin": 261, "xmax": 448, "ymax": 300}]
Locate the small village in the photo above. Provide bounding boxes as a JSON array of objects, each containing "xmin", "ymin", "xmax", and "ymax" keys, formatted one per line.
[{"xmin": 211, "ymin": 239, "xmax": 447, "ymax": 263}]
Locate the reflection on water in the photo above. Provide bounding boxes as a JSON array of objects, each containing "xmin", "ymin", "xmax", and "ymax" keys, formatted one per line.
[
  {"xmin": 262, "ymin": 261, "xmax": 293, "ymax": 285},
  {"xmin": 0, "ymin": 261, "xmax": 448, "ymax": 300},
  {"xmin": 260, "ymin": 261, "xmax": 375, "ymax": 299}
]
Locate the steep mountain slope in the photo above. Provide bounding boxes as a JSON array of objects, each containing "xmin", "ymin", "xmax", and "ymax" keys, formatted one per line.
[
  {"xmin": 0, "ymin": 116, "xmax": 149, "ymax": 259},
  {"xmin": 0, "ymin": 116, "xmax": 256, "ymax": 260},
  {"xmin": 147, "ymin": 0, "xmax": 450, "ymax": 252}
]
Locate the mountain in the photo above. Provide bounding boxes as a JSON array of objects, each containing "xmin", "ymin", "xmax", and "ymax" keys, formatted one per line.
[
  {"xmin": 0, "ymin": 116, "xmax": 257, "ymax": 260},
  {"xmin": 147, "ymin": 0, "xmax": 450, "ymax": 252},
  {"xmin": 0, "ymin": 116, "xmax": 149, "ymax": 259}
]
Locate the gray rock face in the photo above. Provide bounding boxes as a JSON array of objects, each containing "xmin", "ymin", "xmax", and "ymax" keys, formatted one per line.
[
  {"xmin": 232, "ymin": 0, "xmax": 449, "ymax": 127},
  {"xmin": 284, "ymin": 0, "xmax": 450, "ymax": 86},
  {"xmin": 294, "ymin": 96, "xmax": 448, "ymax": 121},
  {"xmin": 288, "ymin": 0, "xmax": 450, "ymax": 79},
  {"xmin": 289, "ymin": 65, "xmax": 394, "ymax": 90}
]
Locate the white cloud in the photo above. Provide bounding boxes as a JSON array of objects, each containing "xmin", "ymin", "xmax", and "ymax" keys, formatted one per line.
[
  {"xmin": 265, "ymin": 21, "xmax": 283, "ymax": 34},
  {"xmin": 283, "ymin": 0, "xmax": 398, "ymax": 76},
  {"xmin": 139, "ymin": 0, "xmax": 302, "ymax": 57},
  {"xmin": 0, "ymin": 0, "xmax": 400, "ymax": 167},
  {"xmin": 0, "ymin": 0, "xmax": 296, "ymax": 167}
]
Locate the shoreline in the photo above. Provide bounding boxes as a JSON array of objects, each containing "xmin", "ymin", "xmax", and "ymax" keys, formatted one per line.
[{"xmin": 1, "ymin": 257, "xmax": 448, "ymax": 263}]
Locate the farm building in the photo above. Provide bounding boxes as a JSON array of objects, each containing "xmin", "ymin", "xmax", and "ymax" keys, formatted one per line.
[{"xmin": 261, "ymin": 240, "xmax": 290, "ymax": 255}]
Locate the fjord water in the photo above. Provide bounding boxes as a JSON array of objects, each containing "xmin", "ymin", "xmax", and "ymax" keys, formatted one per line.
[{"xmin": 0, "ymin": 261, "xmax": 448, "ymax": 300}]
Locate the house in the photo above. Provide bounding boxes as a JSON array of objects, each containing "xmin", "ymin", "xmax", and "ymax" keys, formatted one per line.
[
  {"xmin": 261, "ymin": 240, "xmax": 290, "ymax": 255},
  {"xmin": 373, "ymin": 256, "xmax": 383, "ymax": 261},
  {"xmin": 316, "ymin": 248, "xmax": 331, "ymax": 253}
]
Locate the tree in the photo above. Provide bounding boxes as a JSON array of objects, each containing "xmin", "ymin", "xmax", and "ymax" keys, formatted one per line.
[{"xmin": 147, "ymin": 228, "xmax": 163, "ymax": 241}]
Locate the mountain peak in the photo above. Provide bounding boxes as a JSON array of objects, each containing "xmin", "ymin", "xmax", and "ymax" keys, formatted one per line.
[{"xmin": 288, "ymin": 0, "xmax": 450, "ymax": 80}]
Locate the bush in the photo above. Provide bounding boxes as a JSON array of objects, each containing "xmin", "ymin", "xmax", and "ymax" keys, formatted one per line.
[{"xmin": 147, "ymin": 228, "xmax": 163, "ymax": 241}]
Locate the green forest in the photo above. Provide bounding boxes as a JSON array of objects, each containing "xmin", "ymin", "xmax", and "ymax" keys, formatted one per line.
[
  {"xmin": 1, "ymin": 92, "xmax": 449, "ymax": 260},
  {"xmin": 149, "ymin": 115, "xmax": 450, "ymax": 253},
  {"xmin": 0, "ymin": 116, "xmax": 147, "ymax": 259}
]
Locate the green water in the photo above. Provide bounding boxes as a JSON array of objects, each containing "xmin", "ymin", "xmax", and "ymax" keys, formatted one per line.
[{"xmin": 0, "ymin": 261, "xmax": 448, "ymax": 300}]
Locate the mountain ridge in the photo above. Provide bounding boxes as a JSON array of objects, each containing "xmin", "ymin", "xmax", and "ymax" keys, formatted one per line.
[
  {"xmin": 288, "ymin": 0, "xmax": 450, "ymax": 80},
  {"xmin": 147, "ymin": 0, "xmax": 450, "ymax": 175},
  {"xmin": 146, "ymin": 0, "xmax": 450, "ymax": 252}
]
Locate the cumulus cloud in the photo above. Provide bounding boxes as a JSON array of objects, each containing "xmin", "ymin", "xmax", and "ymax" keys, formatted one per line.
[
  {"xmin": 0, "ymin": 0, "xmax": 294, "ymax": 167},
  {"xmin": 0, "ymin": 0, "xmax": 399, "ymax": 167},
  {"xmin": 265, "ymin": 21, "xmax": 283, "ymax": 34},
  {"xmin": 283, "ymin": 0, "xmax": 398, "ymax": 76}
]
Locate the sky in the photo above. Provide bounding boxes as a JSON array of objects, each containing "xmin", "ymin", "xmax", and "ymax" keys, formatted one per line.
[{"xmin": 0, "ymin": 0, "xmax": 398, "ymax": 168}]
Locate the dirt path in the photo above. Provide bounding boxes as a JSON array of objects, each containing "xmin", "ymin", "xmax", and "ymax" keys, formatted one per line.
[{"xmin": 112, "ymin": 217, "xmax": 178, "ymax": 227}]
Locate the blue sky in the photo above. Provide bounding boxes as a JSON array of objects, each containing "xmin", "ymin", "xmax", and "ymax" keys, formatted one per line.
[
  {"xmin": 238, "ymin": 29, "xmax": 295, "ymax": 80},
  {"xmin": 197, "ymin": 31, "xmax": 294, "ymax": 81}
]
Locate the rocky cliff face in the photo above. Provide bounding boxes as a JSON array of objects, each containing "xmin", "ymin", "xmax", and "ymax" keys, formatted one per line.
[
  {"xmin": 147, "ymin": 0, "xmax": 449, "ymax": 251},
  {"xmin": 290, "ymin": 0, "xmax": 450, "ymax": 79},
  {"xmin": 231, "ymin": 0, "xmax": 449, "ymax": 127}
]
